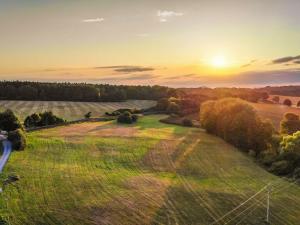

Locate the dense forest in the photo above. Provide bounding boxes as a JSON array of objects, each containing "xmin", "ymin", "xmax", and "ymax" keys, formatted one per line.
[{"xmin": 0, "ymin": 81, "xmax": 176, "ymax": 102}]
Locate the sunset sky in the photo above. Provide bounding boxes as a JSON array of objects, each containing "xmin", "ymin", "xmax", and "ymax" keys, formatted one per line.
[{"xmin": 0, "ymin": 0, "xmax": 300, "ymax": 87}]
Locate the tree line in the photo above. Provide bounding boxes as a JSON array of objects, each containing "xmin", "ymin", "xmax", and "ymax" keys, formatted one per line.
[{"xmin": 0, "ymin": 81, "xmax": 176, "ymax": 102}]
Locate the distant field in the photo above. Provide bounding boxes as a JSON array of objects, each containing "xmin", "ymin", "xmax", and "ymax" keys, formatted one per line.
[
  {"xmin": 269, "ymin": 94, "xmax": 300, "ymax": 106},
  {"xmin": 1, "ymin": 115, "xmax": 299, "ymax": 224},
  {"xmin": 0, "ymin": 100, "xmax": 156, "ymax": 121},
  {"xmin": 252, "ymin": 102, "xmax": 300, "ymax": 130}
]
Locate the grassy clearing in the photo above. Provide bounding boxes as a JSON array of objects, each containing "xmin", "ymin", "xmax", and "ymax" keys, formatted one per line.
[
  {"xmin": 0, "ymin": 115, "xmax": 299, "ymax": 224},
  {"xmin": 0, "ymin": 100, "xmax": 156, "ymax": 121}
]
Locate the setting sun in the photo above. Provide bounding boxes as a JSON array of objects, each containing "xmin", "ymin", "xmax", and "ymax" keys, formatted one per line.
[{"xmin": 211, "ymin": 55, "xmax": 227, "ymax": 68}]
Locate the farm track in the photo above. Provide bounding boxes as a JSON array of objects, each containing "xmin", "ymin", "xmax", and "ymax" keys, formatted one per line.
[
  {"xmin": 0, "ymin": 116, "xmax": 299, "ymax": 225},
  {"xmin": 0, "ymin": 100, "xmax": 156, "ymax": 121}
]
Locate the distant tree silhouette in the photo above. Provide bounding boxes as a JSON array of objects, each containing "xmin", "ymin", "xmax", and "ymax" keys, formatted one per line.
[{"xmin": 283, "ymin": 99, "xmax": 292, "ymax": 107}]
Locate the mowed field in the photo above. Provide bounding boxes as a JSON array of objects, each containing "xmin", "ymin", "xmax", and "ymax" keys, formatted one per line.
[
  {"xmin": 252, "ymin": 102, "xmax": 300, "ymax": 130},
  {"xmin": 0, "ymin": 115, "xmax": 299, "ymax": 225},
  {"xmin": 269, "ymin": 95, "xmax": 300, "ymax": 107},
  {"xmin": 0, "ymin": 100, "xmax": 156, "ymax": 121}
]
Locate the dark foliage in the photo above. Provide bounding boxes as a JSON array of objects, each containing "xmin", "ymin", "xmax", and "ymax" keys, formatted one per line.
[
  {"xmin": 24, "ymin": 111, "xmax": 65, "ymax": 128},
  {"xmin": 200, "ymin": 98, "xmax": 274, "ymax": 154},
  {"xmin": 84, "ymin": 112, "xmax": 92, "ymax": 119},
  {"xmin": 0, "ymin": 81, "xmax": 175, "ymax": 102},
  {"xmin": 182, "ymin": 119, "xmax": 193, "ymax": 127},
  {"xmin": 280, "ymin": 113, "xmax": 300, "ymax": 135},
  {"xmin": 8, "ymin": 129, "xmax": 26, "ymax": 151},
  {"xmin": 0, "ymin": 109, "xmax": 22, "ymax": 131},
  {"xmin": 283, "ymin": 99, "xmax": 292, "ymax": 106},
  {"xmin": 106, "ymin": 108, "xmax": 142, "ymax": 116},
  {"xmin": 117, "ymin": 111, "xmax": 138, "ymax": 124}
]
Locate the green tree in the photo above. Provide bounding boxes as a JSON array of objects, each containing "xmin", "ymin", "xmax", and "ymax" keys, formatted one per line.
[
  {"xmin": 280, "ymin": 113, "xmax": 300, "ymax": 135},
  {"xmin": 8, "ymin": 129, "xmax": 26, "ymax": 151},
  {"xmin": 0, "ymin": 109, "xmax": 22, "ymax": 131},
  {"xmin": 283, "ymin": 99, "xmax": 292, "ymax": 107}
]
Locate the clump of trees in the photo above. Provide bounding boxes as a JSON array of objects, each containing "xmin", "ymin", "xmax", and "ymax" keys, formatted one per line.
[
  {"xmin": 283, "ymin": 99, "xmax": 292, "ymax": 107},
  {"xmin": 0, "ymin": 110, "xmax": 26, "ymax": 151},
  {"xmin": 280, "ymin": 113, "xmax": 300, "ymax": 135},
  {"xmin": 0, "ymin": 109, "xmax": 23, "ymax": 131},
  {"xmin": 106, "ymin": 108, "xmax": 142, "ymax": 116},
  {"xmin": 24, "ymin": 111, "xmax": 65, "ymax": 128},
  {"xmin": 117, "ymin": 111, "xmax": 138, "ymax": 124},
  {"xmin": 200, "ymin": 98, "xmax": 274, "ymax": 155},
  {"xmin": 8, "ymin": 129, "xmax": 26, "ymax": 151}
]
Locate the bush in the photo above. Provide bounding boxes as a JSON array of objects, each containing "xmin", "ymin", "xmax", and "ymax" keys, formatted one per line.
[
  {"xmin": 268, "ymin": 160, "xmax": 294, "ymax": 175},
  {"xmin": 182, "ymin": 119, "xmax": 193, "ymax": 127},
  {"xmin": 297, "ymin": 101, "xmax": 300, "ymax": 107},
  {"xmin": 24, "ymin": 113, "xmax": 41, "ymax": 128},
  {"xmin": 280, "ymin": 131, "xmax": 300, "ymax": 153},
  {"xmin": 106, "ymin": 108, "xmax": 141, "ymax": 116},
  {"xmin": 24, "ymin": 111, "xmax": 65, "ymax": 128},
  {"xmin": 117, "ymin": 111, "xmax": 138, "ymax": 124},
  {"xmin": 200, "ymin": 98, "xmax": 274, "ymax": 154},
  {"xmin": 84, "ymin": 112, "xmax": 92, "ymax": 119},
  {"xmin": 167, "ymin": 102, "xmax": 180, "ymax": 114},
  {"xmin": 0, "ymin": 109, "xmax": 22, "ymax": 131},
  {"xmin": 8, "ymin": 129, "xmax": 26, "ymax": 151},
  {"xmin": 280, "ymin": 113, "xmax": 300, "ymax": 135},
  {"xmin": 283, "ymin": 99, "xmax": 292, "ymax": 106}
]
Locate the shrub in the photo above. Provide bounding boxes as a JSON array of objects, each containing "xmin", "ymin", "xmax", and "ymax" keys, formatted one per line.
[
  {"xmin": 24, "ymin": 113, "xmax": 41, "ymax": 128},
  {"xmin": 283, "ymin": 99, "xmax": 292, "ymax": 106},
  {"xmin": 8, "ymin": 129, "xmax": 26, "ymax": 151},
  {"xmin": 298, "ymin": 101, "xmax": 300, "ymax": 108},
  {"xmin": 182, "ymin": 119, "xmax": 193, "ymax": 127},
  {"xmin": 0, "ymin": 109, "xmax": 22, "ymax": 131},
  {"xmin": 268, "ymin": 160, "xmax": 294, "ymax": 175},
  {"xmin": 24, "ymin": 111, "xmax": 65, "ymax": 128},
  {"xmin": 280, "ymin": 131, "xmax": 300, "ymax": 154},
  {"xmin": 200, "ymin": 98, "xmax": 274, "ymax": 154},
  {"xmin": 167, "ymin": 102, "xmax": 180, "ymax": 114},
  {"xmin": 280, "ymin": 113, "xmax": 300, "ymax": 135},
  {"xmin": 117, "ymin": 111, "xmax": 138, "ymax": 124},
  {"xmin": 84, "ymin": 112, "xmax": 92, "ymax": 119}
]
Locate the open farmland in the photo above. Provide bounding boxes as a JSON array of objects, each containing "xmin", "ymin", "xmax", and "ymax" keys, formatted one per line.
[
  {"xmin": 0, "ymin": 115, "xmax": 299, "ymax": 225},
  {"xmin": 252, "ymin": 102, "xmax": 300, "ymax": 130},
  {"xmin": 269, "ymin": 95, "xmax": 300, "ymax": 107},
  {"xmin": 0, "ymin": 100, "xmax": 156, "ymax": 121}
]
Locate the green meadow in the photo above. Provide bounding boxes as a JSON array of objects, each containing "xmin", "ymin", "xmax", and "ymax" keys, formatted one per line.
[{"xmin": 0, "ymin": 115, "xmax": 299, "ymax": 225}]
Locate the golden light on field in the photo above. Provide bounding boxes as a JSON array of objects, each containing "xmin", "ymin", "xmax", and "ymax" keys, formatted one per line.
[{"xmin": 211, "ymin": 55, "xmax": 228, "ymax": 68}]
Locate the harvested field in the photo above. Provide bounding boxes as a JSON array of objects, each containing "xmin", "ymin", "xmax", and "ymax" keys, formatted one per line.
[
  {"xmin": 0, "ymin": 100, "xmax": 156, "ymax": 121},
  {"xmin": 0, "ymin": 115, "xmax": 299, "ymax": 224}
]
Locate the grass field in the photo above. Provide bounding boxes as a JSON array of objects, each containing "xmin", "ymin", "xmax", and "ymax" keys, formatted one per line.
[
  {"xmin": 0, "ymin": 115, "xmax": 299, "ymax": 224},
  {"xmin": 252, "ymin": 103, "xmax": 300, "ymax": 130},
  {"xmin": 0, "ymin": 100, "xmax": 156, "ymax": 121}
]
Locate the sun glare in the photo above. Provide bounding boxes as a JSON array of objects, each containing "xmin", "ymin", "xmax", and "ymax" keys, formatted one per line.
[{"xmin": 211, "ymin": 55, "xmax": 227, "ymax": 68}]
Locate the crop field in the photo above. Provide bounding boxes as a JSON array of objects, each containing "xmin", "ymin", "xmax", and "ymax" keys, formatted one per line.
[
  {"xmin": 0, "ymin": 100, "xmax": 156, "ymax": 121},
  {"xmin": 0, "ymin": 115, "xmax": 299, "ymax": 225},
  {"xmin": 268, "ymin": 95, "xmax": 300, "ymax": 107},
  {"xmin": 252, "ymin": 102, "xmax": 300, "ymax": 130}
]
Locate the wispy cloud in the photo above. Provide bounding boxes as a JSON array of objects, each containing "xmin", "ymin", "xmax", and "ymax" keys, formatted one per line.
[
  {"xmin": 157, "ymin": 10, "xmax": 184, "ymax": 22},
  {"xmin": 241, "ymin": 60, "xmax": 257, "ymax": 68},
  {"xmin": 272, "ymin": 55, "xmax": 300, "ymax": 64},
  {"xmin": 94, "ymin": 65, "xmax": 155, "ymax": 73},
  {"xmin": 82, "ymin": 18, "xmax": 104, "ymax": 23}
]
